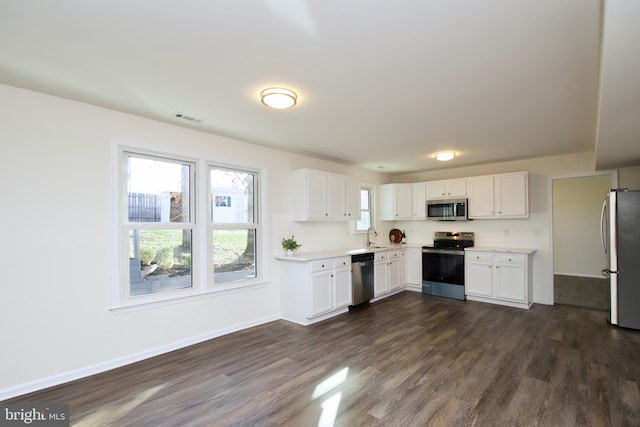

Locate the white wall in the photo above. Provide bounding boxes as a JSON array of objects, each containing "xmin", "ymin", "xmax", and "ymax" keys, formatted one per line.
[
  {"xmin": 0, "ymin": 84, "xmax": 387, "ymax": 399},
  {"xmin": 552, "ymin": 175, "xmax": 612, "ymax": 277}
]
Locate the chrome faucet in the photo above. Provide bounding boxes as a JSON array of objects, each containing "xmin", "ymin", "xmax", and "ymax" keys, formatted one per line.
[{"xmin": 367, "ymin": 226, "xmax": 378, "ymax": 247}]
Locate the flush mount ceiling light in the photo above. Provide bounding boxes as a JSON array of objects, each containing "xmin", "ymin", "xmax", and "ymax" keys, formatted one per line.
[
  {"xmin": 260, "ymin": 87, "xmax": 297, "ymax": 109},
  {"xmin": 435, "ymin": 152, "xmax": 456, "ymax": 161}
]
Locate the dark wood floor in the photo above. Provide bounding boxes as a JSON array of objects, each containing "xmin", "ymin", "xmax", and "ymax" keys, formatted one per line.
[
  {"xmin": 554, "ymin": 274, "xmax": 610, "ymax": 311},
  {"xmin": 5, "ymin": 292, "xmax": 640, "ymax": 426}
]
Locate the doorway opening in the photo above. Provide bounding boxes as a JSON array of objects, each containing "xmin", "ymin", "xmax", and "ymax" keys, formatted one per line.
[{"xmin": 550, "ymin": 173, "xmax": 616, "ymax": 311}]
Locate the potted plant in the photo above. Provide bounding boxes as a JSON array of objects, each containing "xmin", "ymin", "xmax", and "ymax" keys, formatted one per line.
[{"xmin": 282, "ymin": 235, "xmax": 301, "ymax": 256}]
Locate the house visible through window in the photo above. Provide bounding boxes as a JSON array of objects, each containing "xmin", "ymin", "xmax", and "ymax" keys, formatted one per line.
[
  {"xmin": 210, "ymin": 165, "xmax": 258, "ymax": 284},
  {"xmin": 356, "ymin": 185, "xmax": 374, "ymax": 231}
]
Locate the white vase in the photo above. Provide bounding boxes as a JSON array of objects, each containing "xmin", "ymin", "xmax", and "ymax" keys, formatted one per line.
[{"xmin": 286, "ymin": 249, "xmax": 293, "ymax": 256}]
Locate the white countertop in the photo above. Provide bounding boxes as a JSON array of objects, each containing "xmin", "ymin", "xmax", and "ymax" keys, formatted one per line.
[
  {"xmin": 275, "ymin": 244, "xmax": 421, "ymax": 262},
  {"xmin": 465, "ymin": 246, "xmax": 537, "ymax": 255}
]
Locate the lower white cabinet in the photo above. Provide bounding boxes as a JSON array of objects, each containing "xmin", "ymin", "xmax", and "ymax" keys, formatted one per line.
[
  {"xmin": 402, "ymin": 247, "xmax": 422, "ymax": 290},
  {"xmin": 281, "ymin": 256, "xmax": 352, "ymax": 325},
  {"xmin": 465, "ymin": 248, "xmax": 535, "ymax": 309},
  {"xmin": 374, "ymin": 250, "xmax": 402, "ymax": 297}
]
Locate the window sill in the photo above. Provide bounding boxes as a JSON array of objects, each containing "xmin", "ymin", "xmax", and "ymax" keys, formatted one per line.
[{"xmin": 110, "ymin": 280, "xmax": 269, "ymax": 314}]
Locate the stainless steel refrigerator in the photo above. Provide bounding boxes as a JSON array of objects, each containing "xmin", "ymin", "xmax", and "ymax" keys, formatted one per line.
[{"xmin": 601, "ymin": 189, "xmax": 640, "ymax": 330}]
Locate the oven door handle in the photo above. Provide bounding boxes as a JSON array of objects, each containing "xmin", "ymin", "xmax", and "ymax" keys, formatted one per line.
[{"xmin": 422, "ymin": 248, "xmax": 465, "ymax": 255}]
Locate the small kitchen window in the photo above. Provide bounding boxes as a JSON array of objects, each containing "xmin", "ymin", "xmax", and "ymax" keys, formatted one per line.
[{"xmin": 356, "ymin": 185, "xmax": 374, "ymax": 232}]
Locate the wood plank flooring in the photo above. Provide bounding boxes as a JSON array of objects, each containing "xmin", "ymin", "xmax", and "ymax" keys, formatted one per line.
[
  {"xmin": 5, "ymin": 292, "xmax": 640, "ymax": 426},
  {"xmin": 554, "ymin": 274, "xmax": 610, "ymax": 311}
]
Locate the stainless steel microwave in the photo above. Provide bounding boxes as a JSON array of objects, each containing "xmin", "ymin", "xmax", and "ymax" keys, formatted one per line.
[{"xmin": 426, "ymin": 198, "xmax": 468, "ymax": 221}]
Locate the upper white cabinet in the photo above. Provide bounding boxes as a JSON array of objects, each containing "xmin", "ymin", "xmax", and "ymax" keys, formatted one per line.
[
  {"xmin": 293, "ymin": 169, "xmax": 361, "ymax": 221},
  {"xmin": 426, "ymin": 179, "xmax": 467, "ymax": 200},
  {"xmin": 380, "ymin": 184, "xmax": 413, "ymax": 221},
  {"xmin": 467, "ymin": 172, "xmax": 528, "ymax": 219},
  {"xmin": 411, "ymin": 183, "xmax": 427, "ymax": 219}
]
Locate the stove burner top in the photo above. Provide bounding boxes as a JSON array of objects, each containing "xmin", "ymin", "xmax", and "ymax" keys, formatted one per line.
[{"xmin": 422, "ymin": 231, "xmax": 475, "ymax": 250}]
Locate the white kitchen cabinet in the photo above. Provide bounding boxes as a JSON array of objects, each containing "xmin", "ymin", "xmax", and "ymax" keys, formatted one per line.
[
  {"xmin": 293, "ymin": 168, "xmax": 360, "ymax": 221},
  {"xmin": 494, "ymin": 173, "xmax": 528, "ymax": 218},
  {"xmin": 333, "ymin": 259, "xmax": 352, "ymax": 309},
  {"xmin": 310, "ymin": 268, "xmax": 333, "ymax": 316},
  {"xmin": 465, "ymin": 248, "xmax": 534, "ymax": 309},
  {"xmin": 426, "ymin": 179, "xmax": 467, "ymax": 200},
  {"xmin": 380, "ymin": 183, "xmax": 412, "ymax": 220},
  {"xmin": 402, "ymin": 247, "xmax": 422, "ymax": 290},
  {"xmin": 465, "ymin": 252, "xmax": 493, "ymax": 297},
  {"xmin": 280, "ymin": 256, "xmax": 352, "ymax": 325},
  {"xmin": 411, "ymin": 182, "xmax": 427, "ymax": 219},
  {"xmin": 467, "ymin": 172, "xmax": 528, "ymax": 219},
  {"xmin": 389, "ymin": 252, "xmax": 402, "ymax": 291},
  {"xmin": 374, "ymin": 250, "xmax": 401, "ymax": 297}
]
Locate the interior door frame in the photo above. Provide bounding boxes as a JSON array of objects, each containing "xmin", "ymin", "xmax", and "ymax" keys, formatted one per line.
[{"xmin": 547, "ymin": 170, "xmax": 618, "ymax": 305}]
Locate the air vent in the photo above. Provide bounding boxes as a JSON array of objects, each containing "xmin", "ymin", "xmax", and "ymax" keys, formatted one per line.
[{"xmin": 172, "ymin": 112, "xmax": 202, "ymax": 123}]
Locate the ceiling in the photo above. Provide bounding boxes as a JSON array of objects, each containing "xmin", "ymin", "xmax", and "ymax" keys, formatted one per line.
[{"xmin": 1, "ymin": 0, "xmax": 638, "ymax": 174}]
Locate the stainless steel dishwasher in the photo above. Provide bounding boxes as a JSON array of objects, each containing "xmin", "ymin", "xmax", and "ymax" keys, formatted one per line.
[{"xmin": 351, "ymin": 252, "xmax": 375, "ymax": 306}]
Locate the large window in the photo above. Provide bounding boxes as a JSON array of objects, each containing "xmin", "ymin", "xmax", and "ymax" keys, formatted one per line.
[
  {"xmin": 209, "ymin": 165, "xmax": 258, "ymax": 284},
  {"xmin": 356, "ymin": 185, "xmax": 374, "ymax": 231},
  {"xmin": 116, "ymin": 148, "xmax": 262, "ymax": 308},
  {"xmin": 124, "ymin": 153, "xmax": 194, "ymax": 298}
]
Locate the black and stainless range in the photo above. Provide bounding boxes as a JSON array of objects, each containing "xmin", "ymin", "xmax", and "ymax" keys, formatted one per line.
[{"xmin": 422, "ymin": 231, "xmax": 475, "ymax": 300}]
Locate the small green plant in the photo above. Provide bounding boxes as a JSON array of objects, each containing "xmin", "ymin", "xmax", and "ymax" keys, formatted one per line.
[
  {"xmin": 140, "ymin": 247, "xmax": 156, "ymax": 266},
  {"xmin": 182, "ymin": 254, "xmax": 192, "ymax": 269},
  {"xmin": 155, "ymin": 247, "xmax": 175, "ymax": 269},
  {"xmin": 281, "ymin": 235, "xmax": 301, "ymax": 251}
]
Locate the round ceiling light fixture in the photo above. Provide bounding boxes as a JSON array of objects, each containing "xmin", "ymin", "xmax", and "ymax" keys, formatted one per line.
[
  {"xmin": 435, "ymin": 152, "xmax": 456, "ymax": 161},
  {"xmin": 260, "ymin": 87, "xmax": 297, "ymax": 109}
]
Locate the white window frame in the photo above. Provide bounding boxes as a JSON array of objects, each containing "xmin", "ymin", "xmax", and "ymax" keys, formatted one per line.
[
  {"xmin": 207, "ymin": 162, "xmax": 262, "ymax": 289},
  {"xmin": 111, "ymin": 142, "xmax": 267, "ymax": 311},
  {"xmin": 355, "ymin": 184, "xmax": 375, "ymax": 233}
]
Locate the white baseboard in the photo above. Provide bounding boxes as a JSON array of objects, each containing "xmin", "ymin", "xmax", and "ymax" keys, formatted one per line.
[
  {"xmin": 0, "ymin": 314, "xmax": 279, "ymax": 401},
  {"xmin": 554, "ymin": 272, "xmax": 607, "ymax": 279}
]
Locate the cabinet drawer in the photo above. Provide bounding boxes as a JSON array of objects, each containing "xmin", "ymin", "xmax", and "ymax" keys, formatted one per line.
[
  {"xmin": 375, "ymin": 251, "xmax": 388, "ymax": 261},
  {"xmin": 311, "ymin": 259, "xmax": 332, "ymax": 272},
  {"xmin": 333, "ymin": 257, "xmax": 351, "ymax": 269},
  {"xmin": 466, "ymin": 252, "xmax": 492, "ymax": 263},
  {"xmin": 387, "ymin": 250, "xmax": 400, "ymax": 259},
  {"xmin": 494, "ymin": 253, "xmax": 526, "ymax": 265}
]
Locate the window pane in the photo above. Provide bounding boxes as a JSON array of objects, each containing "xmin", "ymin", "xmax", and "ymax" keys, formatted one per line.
[
  {"xmin": 213, "ymin": 229, "xmax": 256, "ymax": 283},
  {"xmin": 127, "ymin": 155, "xmax": 191, "ymax": 223},
  {"xmin": 360, "ymin": 189, "xmax": 370, "ymax": 209},
  {"xmin": 210, "ymin": 168, "xmax": 255, "ymax": 224},
  {"xmin": 356, "ymin": 211, "xmax": 371, "ymax": 231},
  {"xmin": 129, "ymin": 229, "xmax": 192, "ymax": 296}
]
